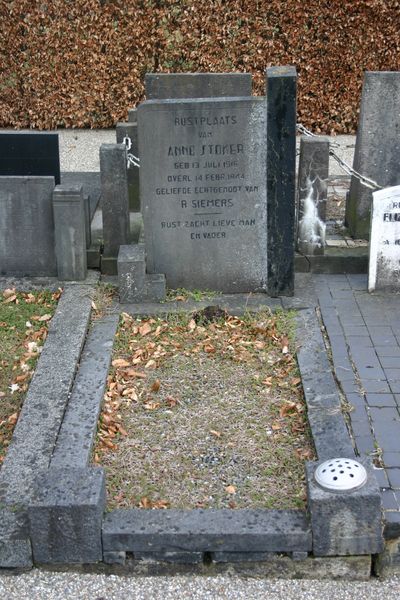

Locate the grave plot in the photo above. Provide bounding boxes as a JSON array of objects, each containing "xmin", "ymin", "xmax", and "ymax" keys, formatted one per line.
[
  {"xmin": 94, "ymin": 309, "xmax": 315, "ymax": 511},
  {"xmin": 0, "ymin": 288, "xmax": 60, "ymax": 465}
]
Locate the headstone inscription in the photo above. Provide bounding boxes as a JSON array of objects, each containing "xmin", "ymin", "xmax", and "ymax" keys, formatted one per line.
[
  {"xmin": 138, "ymin": 97, "xmax": 267, "ymax": 293},
  {"xmin": 0, "ymin": 132, "xmax": 60, "ymax": 185},
  {"xmin": 346, "ymin": 71, "xmax": 400, "ymax": 239},
  {"xmin": 368, "ymin": 185, "xmax": 400, "ymax": 292},
  {"xmin": 145, "ymin": 72, "xmax": 252, "ymax": 99},
  {"xmin": 0, "ymin": 176, "xmax": 57, "ymax": 276}
]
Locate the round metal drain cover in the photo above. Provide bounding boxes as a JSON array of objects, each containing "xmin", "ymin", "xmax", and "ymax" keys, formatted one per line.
[{"xmin": 314, "ymin": 458, "xmax": 367, "ymax": 492}]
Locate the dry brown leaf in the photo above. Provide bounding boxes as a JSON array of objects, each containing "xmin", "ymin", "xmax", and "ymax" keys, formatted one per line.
[
  {"xmin": 281, "ymin": 336, "xmax": 289, "ymax": 354},
  {"xmin": 150, "ymin": 379, "xmax": 161, "ymax": 392},
  {"xmin": 279, "ymin": 401, "xmax": 298, "ymax": 418},
  {"xmin": 145, "ymin": 359, "xmax": 156, "ymax": 369},
  {"xmin": 188, "ymin": 319, "xmax": 196, "ymax": 331},
  {"xmin": 175, "ymin": 295, "xmax": 186, "ymax": 302},
  {"xmin": 3, "ymin": 288, "xmax": 16, "ymax": 299},
  {"xmin": 139, "ymin": 322, "xmax": 152, "ymax": 336},
  {"xmin": 225, "ymin": 485, "xmax": 236, "ymax": 494},
  {"xmin": 112, "ymin": 358, "xmax": 130, "ymax": 368},
  {"xmin": 210, "ymin": 429, "xmax": 222, "ymax": 438},
  {"xmin": 37, "ymin": 313, "xmax": 52, "ymax": 322},
  {"xmin": 144, "ymin": 401, "xmax": 160, "ymax": 410},
  {"xmin": 165, "ymin": 395, "xmax": 178, "ymax": 407}
]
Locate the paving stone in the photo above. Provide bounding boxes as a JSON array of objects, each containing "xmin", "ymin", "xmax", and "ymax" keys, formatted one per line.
[
  {"xmin": 383, "ymin": 510, "xmax": 400, "ymax": 540},
  {"xmin": 384, "ymin": 369, "xmax": 400, "ymax": 380},
  {"xmin": 356, "ymin": 365, "xmax": 386, "ymax": 380},
  {"xmin": 376, "ymin": 346, "xmax": 400, "ymax": 357},
  {"xmin": 346, "ymin": 392, "xmax": 367, "ymax": 408},
  {"xmin": 369, "ymin": 407, "xmax": 400, "ymax": 422},
  {"xmin": 351, "ymin": 419, "xmax": 373, "ymax": 437},
  {"xmin": 330, "ymin": 288, "xmax": 355, "ymax": 299},
  {"xmin": 379, "ymin": 356, "xmax": 400, "ymax": 369},
  {"xmin": 389, "ymin": 381, "xmax": 400, "ymax": 394},
  {"xmin": 354, "ymin": 434, "xmax": 376, "ymax": 455},
  {"xmin": 373, "ymin": 468, "xmax": 389, "ymax": 489},
  {"xmin": 341, "ymin": 380, "xmax": 363, "ymax": 394},
  {"xmin": 346, "ymin": 274, "xmax": 368, "ymax": 290},
  {"xmin": 395, "ymin": 395, "xmax": 400, "ymax": 405},
  {"xmin": 383, "ymin": 452, "xmax": 400, "ymax": 468},
  {"xmin": 346, "ymin": 336, "xmax": 374, "ymax": 350},
  {"xmin": 386, "ymin": 469, "xmax": 400, "ymax": 489},
  {"xmin": 373, "ymin": 421, "xmax": 400, "ymax": 451},
  {"xmin": 371, "ymin": 335, "xmax": 398, "ymax": 346},
  {"xmin": 381, "ymin": 489, "xmax": 400, "ymax": 511},
  {"xmin": 342, "ymin": 325, "xmax": 370, "ymax": 337},
  {"xmin": 366, "ymin": 393, "xmax": 397, "ymax": 407},
  {"xmin": 360, "ymin": 379, "xmax": 391, "ymax": 393},
  {"xmin": 349, "ymin": 402, "xmax": 369, "ymax": 422}
]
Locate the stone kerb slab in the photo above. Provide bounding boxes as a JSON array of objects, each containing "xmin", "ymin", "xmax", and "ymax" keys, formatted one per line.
[
  {"xmin": 145, "ymin": 72, "xmax": 252, "ymax": 99},
  {"xmin": 0, "ymin": 176, "xmax": 57, "ymax": 277},
  {"xmin": 369, "ymin": 184, "xmax": 400, "ymax": 292},
  {"xmin": 138, "ymin": 97, "xmax": 267, "ymax": 293},
  {"xmin": 346, "ymin": 71, "xmax": 400, "ymax": 239}
]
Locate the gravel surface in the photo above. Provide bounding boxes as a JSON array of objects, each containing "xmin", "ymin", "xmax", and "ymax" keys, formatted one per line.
[{"xmin": 1, "ymin": 571, "xmax": 400, "ymax": 599}]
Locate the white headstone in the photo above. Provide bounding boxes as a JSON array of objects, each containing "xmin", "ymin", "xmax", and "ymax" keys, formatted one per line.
[{"xmin": 369, "ymin": 185, "xmax": 400, "ymax": 292}]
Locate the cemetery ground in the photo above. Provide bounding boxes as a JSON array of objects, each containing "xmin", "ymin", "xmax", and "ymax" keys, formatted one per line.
[{"xmin": 95, "ymin": 309, "xmax": 314, "ymax": 511}]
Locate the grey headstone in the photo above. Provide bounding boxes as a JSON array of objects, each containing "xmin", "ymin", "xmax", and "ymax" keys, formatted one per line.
[
  {"xmin": 145, "ymin": 72, "xmax": 252, "ymax": 99},
  {"xmin": 346, "ymin": 71, "xmax": 400, "ymax": 239},
  {"xmin": 0, "ymin": 176, "xmax": 56, "ymax": 276},
  {"xmin": 118, "ymin": 244, "xmax": 166, "ymax": 302},
  {"xmin": 53, "ymin": 185, "xmax": 87, "ymax": 281},
  {"xmin": 266, "ymin": 66, "xmax": 297, "ymax": 296},
  {"xmin": 138, "ymin": 97, "xmax": 267, "ymax": 293},
  {"xmin": 116, "ymin": 122, "xmax": 140, "ymax": 211},
  {"xmin": 306, "ymin": 459, "xmax": 383, "ymax": 556},
  {"xmin": 100, "ymin": 144, "xmax": 130, "ymax": 258},
  {"xmin": 29, "ymin": 467, "xmax": 106, "ymax": 564},
  {"xmin": 368, "ymin": 184, "xmax": 400, "ymax": 291},
  {"xmin": 297, "ymin": 136, "xmax": 329, "ymax": 255}
]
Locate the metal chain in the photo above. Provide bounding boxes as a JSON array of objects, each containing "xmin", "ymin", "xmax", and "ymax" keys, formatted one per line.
[
  {"xmin": 296, "ymin": 124, "xmax": 382, "ymax": 190},
  {"xmin": 123, "ymin": 135, "xmax": 140, "ymax": 169}
]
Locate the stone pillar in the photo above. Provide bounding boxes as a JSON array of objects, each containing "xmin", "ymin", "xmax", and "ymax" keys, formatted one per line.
[
  {"xmin": 346, "ymin": 71, "xmax": 400, "ymax": 239},
  {"xmin": 100, "ymin": 143, "xmax": 130, "ymax": 272},
  {"xmin": 266, "ymin": 66, "xmax": 297, "ymax": 296},
  {"xmin": 297, "ymin": 135, "xmax": 329, "ymax": 255},
  {"xmin": 116, "ymin": 122, "xmax": 140, "ymax": 212},
  {"xmin": 53, "ymin": 184, "xmax": 87, "ymax": 281},
  {"xmin": 128, "ymin": 108, "xmax": 137, "ymax": 123}
]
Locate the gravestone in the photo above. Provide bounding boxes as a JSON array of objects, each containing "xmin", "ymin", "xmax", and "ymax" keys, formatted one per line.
[
  {"xmin": 138, "ymin": 97, "xmax": 267, "ymax": 293},
  {"xmin": 346, "ymin": 71, "xmax": 400, "ymax": 239},
  {"xmin": 368, "ymin": 185, "xmax": 400, "ymax": 292},
  {"xmin": 297, "ymin": 135, "xmax": 329, "ymax": 256},
  {"xmin": 145, "ymin": 72, "xmax": 252, "ymax": 99},
  {"xmin": 0, "ymin": 176, "xmax": 57, "ymax": 276},
  {"xmin": 0, "ymin": 132, "xmax": 60, "ymax": 185}
]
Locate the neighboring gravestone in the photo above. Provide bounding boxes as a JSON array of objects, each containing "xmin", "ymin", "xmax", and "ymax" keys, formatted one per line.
[
  {"xmin": 53, "ymin": 185, "xmax": 87, "ymax": 281},
  {"xmin": 297, "ymin": 135, "xmax": 329, "ymax": 256},
  {"xmin": 0, "ymin": 176, "xmax": 57, "ymax": 276},
  {"xmin": 0, "ymin": 132, "xmax": 60, "ymax": 185},
  {"xmin": 346, "ymin": 71, "xmax": 400, "ymax": 239},
  {"xmin": 266, "ymin": 66, "xmax": 297, "ymax": 296},
  {"xmin": 145, "ymin": 72, "xmax": 252, "ymax": 99},
  {"xmin": 116, "ymin": 122, "xmax": 140, "ymax": 211},
  {"xmin": 138, "ymin": 97, "xmax": 267, "ymax": 293},
  {"xmin": 368, "ymin": 185, "xmax": 400, "ymax": 292}
]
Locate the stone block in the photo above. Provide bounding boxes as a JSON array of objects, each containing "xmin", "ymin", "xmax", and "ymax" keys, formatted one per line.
[
  {"xmin": 134, "ymin": 551, "xmax": 203, "ymax": 564},
  {"xmin": 369, "ymin": 185, "xmax": 400, "ymax": 291},
  {"xmin": 138, "ymin": 97, "xmax": 267, "ymax": 293},
  {"xmin": 100, "ymin": 144, "xmax": 130, "ymax": 258},
  {"xmin": 83, "ymin": 194, "xmax": 91, "ymax": 249},
  {"xmin": 306, "ymin": 459, "xmax": 384, "ymax": 556},
  {"xmin": 116, "ymin": 122, "xmax": 140, "ymax": 211},
  {"xmin": 102, "ymin": 509, "xmax": 312, "ymax": 554},
  {"xmin": 297, "ymin": 135, "xmax": 329, "ymax": 255},
  {"xmin": 29, "ymin": 467, "xmax": 106, "ymax": 564},
  {"xmin": 0, "ymin": 176, "xmax": 57, "ymax": 276},
  {"xmin": 346, "ymin": 71, "xmax": 400, "ymax": 239},
  {"xmin": 118, "ymin": 245, "xmax": 166, "ymax": 302},
  {"xmin": 53, "ymin": 184, "xmax": 87, "ymax": 281},
  {"xmin": 128, "ymin": 108, "xmax": 137, "ymax": 123},
  {"xmin": 145, "ymin": 72, "xmax": 252, "ymax": 99},
  {"xmin": 103, "ymin": 550, "xmax": 126, "ymax": 565},
  {"xmin": 266, "ymin": 66, "xmax": 297, "ymax": 296},
  {"xmin": 212, "ymin": 551, "xmax": 277, "ymax": 563},
  {"xmin": 0, "ymin": 131, "xmax": 60, "ymax": 184}
]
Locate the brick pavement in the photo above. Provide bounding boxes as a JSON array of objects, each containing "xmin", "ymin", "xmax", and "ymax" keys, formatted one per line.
[{"xmin": 315, "ymin": 274, "xmax": 400, "ymax": 531}]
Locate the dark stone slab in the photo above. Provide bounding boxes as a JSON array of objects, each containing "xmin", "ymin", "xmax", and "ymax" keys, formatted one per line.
[
  {"xmin": 28, "ymin": 467, "xmax": 105, "ymax": 564},
  {"xmin": 102, "ymin": 509, "xmax": 312, "ymax": 553},
  {"xmin": 100, "ymin": 144, "xmax": 130, "ymax": 259},
  {"xmin": 266, "ymin": 66, "xmax": 297, "ymax": 296},
  {"xmin": 0, "ymin": 176, "xmax": 57, "ymax": 276},
  {"xmin": 145, "ymin": 72, "xmax": 252, "ymax": 99},
  {"xmin": 0, "ymin": 132, "xmax": 60, "ymax": 184},
  {"xmin": 212, "ymin": 551, "xmax": 277, "ymax": 562},
  {"xmin": 51, "ymin": 314, "xmax": 119, "ymax": 469},
  {"xmin": 346, "ymin": 72, "xmax": 400, "ymax": 239},
  {"xmin": 306, "ymin": 459, "xmax": 383, "ymax": 556},
  {"xmin": 138, "ymin": 97, "xmax": 267, "ymax": 293}
]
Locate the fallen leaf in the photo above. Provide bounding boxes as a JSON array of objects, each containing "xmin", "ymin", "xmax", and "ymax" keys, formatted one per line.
[
  {"xmin": 91, "ymin": 301, "xmax": 98, "ymax": 311},
  {"xmin": 175, "ymin": 295, "xmax": 186, "ymax": 302},
  {"xmin": 145, "ymin": 359, "xmax": 156, "ymax": 369},
  {"xmin": 225, "ymin": 485, "xmax": 236, "ymax": 494},
  {"xmin": 112, "ymin": 358, "xmax": 130, "ymax": 368},
  {"xmin": 210, "ymin": 429, "xmax": 222, "ymax": 438},
  {"xmin": 3, "ymin": 294, "xmax": 17, "ymax": 304},
  {"xmin": 3, "ymin": 288, "xmax": 16, "ymax": 299},
  {"xmin": 271, "ymin": 422, "xmax": 281, "ymax": 431},
  {"xmin": 204, "ymin": 344, "xmax": 215, "ymax": 353},
  {"xmin": 188, "ymin": 318, "xmax": 196, "ymax": 331},
  {"xmin": 139, "ymin": 322, "xmax": 152, "ymax": 336},
  {"xmin": 7, "ymin": 412, "xmax": 18, "ymax": 425},
  {"xmin": 37, "ymin": 313, "xmax": 52, "ymax": 322},
  {"xmin": 281, "ymin": 336, "xmax": 289, "ymax": 354},
  {"xmin": 165, "ymin": 395, "xmax": 178, "ymax": 407},
  {"xmin": 144, "ymin": 401, "xmax": 160, "ymax": 410},
  {"xmin": 279, "ymin": 401, "xmax": 298, "ymax": 418},
  {"xmin": 139, "ymin": 496, "xmax": 151, "ymax": 508},
  {"xmin": 150, "ymin": 379, "xmax": 161, "ymax": 392}
]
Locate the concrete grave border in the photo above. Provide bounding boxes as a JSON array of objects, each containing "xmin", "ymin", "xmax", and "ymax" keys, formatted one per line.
[{"xmin": 0, "ymin": 275, "xmax": 385, "ymax": 577}]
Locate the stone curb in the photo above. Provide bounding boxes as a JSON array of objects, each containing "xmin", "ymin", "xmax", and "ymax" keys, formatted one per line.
[{"xmin": 0, "ymin": 278, "xmax": 96, "ymax": 568}]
